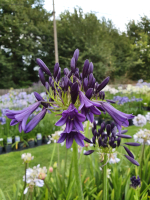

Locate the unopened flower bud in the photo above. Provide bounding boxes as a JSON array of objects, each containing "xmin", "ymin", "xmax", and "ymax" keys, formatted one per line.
[
  {"xmin": 53, "ymin": 162, "xmax": 57, "ymax": 169},
  {"xmin": 49, "ymin": 167, "xmax": 53, "ymax": 173}
]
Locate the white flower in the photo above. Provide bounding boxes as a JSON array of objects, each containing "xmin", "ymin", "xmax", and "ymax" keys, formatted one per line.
[
  {"xmin": 109, "ymin": 153, "xmax": 120, "ymax": 164},
  {"xmin": 0, "ymin": 138, "xmax": 3, "ymax": 141},
  {"xmin": 146, "ymin": 112, "xmax": 150, "ymax": 122},
  {"xmin": 133, "ymin": 114, "xmax": 147, "ymax": 127},
  {"xmin": 21, "ymin": 153, "xmax": 34, "ymax": 163},
  {"xmin": 51, "ymin": 131, "xmax": 62, "ymax": 143},
  {"xmin": 47, "ymin": 141, "xmax": 51, "ymax": 144},
  {"xmin": 23, "ymin": 164, "xmax": 46, "ymax": 194},
  {"xmin": 83, "ymin": 121, "xmax": 93, "ymax": 129},
  {"xmin": 133, "ymin": 129, "xmax": 150, "ymax": 145}
]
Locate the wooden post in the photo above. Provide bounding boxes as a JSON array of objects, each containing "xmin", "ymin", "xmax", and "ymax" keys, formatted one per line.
[{"xmin": 53, "ymin": 0, "xmax": 59, "ymax": 63}]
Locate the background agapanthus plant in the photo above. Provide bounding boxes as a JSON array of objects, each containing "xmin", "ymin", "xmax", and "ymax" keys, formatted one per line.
[{"xmin": 6, "ymin": 49, "xmax": 137, "ymax": 200}]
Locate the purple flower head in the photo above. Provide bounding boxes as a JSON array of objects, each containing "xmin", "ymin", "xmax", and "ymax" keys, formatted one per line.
[
  {"xmin": 6, "ymin": 102, "xmax": 41, "ymax": 132},
  {"xmin": 84, "ymin": 121, "xmax": 140, "ymax": 166},
  {"xmin": 100, "ymin": 102, "xmax": 134, "ymax": 133},
  {"xmin": 130, "ymin": 176, "xmax": 141, "ymax": 189},
  {"xmin": 56, "ymin": 67, "xmax": 61, "ymax": 82},
  {"xmin": 79, "ymin": 91, "xmax": 101, "ymax": 123},
  {"xmin": 55, "ymin": 103, "xmax": 86, "ymax": 133},
  {"xmin": 57, "ymin": 129, "xmax": 85, "ymax": 148},
  {"xmin": 36, "ymin": 58, "xmax": 52, "ymax": 76}
]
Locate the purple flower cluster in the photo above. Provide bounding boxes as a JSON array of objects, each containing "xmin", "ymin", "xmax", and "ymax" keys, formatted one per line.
[
  {"xmin": 6, "ymin": 49, "xmax": 135, "ymax": 150},
  {"xmin": 84, "ymin": 120, "xmax": 140, "ymax": 166},
  {"xmin": 113, "ymin": 96, "xmax": 143, "ymax": 105},
  {"xmin": 130, "ymin": 176, "xmax": 141, "ymax": 188}
]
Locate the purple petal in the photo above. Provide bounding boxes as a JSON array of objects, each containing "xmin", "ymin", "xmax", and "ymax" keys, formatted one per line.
[
  {"xmin": 19, "ymin": 122, "xmax": 22, "ymax": 133},
  {"xmin": 10, "ymin": 119, "xmax": 18, "ymax": 126},
  {"xmin": 116, "ymin": 134, "xmax": 132, "ymax": 139},
  {"xmin": 82, "ymin": 59, "xmax": 89, "ymax": 78},
  {"xmin": 53, "ymin": 63, "xmax": 59, "ymax": 78},
  {"xmin": 73, "ymin": 49, "xmax": 79, "ymax": 63},
  {"xmin": 86, "ymin": 88, "xmax": 93, "ymax": 99},
  {"xmin": 15, "ymin": 102, "xmax": 41, "ymax": 122},
  {"xmin": 84, "ymin": 150, "xmax": 95, "ymax": 155},
  {"xmin": 84, "ymin": 137, "xmax": 93, "ymax": 143},
  {"xmin": 66, "ymin": 134, "xmax": 74, "ymax": 148},
  {"xmin": 90, "ymin": 106, "xmax": 101, "ymax": 115},
  {"xmin": 57, "ymin": 133, "xmax": 67, "ymax": 143},
  {"xmin": 36, "ymin": 58, "xmax": 52, "ymax": 76},
  {"xmin": 88, "ymin": 62, "xmax": 93, "ymax": 74},
  {"xmin": 74, "ymin": 118, "xmax": 84, "ymax": 131},
  {"xmin": 38, "ymin": 69, "xmax": 45, "ymax": 86},
  {"xmin": 124, "ymin": 142, "xmax": 141, "ymax": 146},
  {"xmin": 87, "ymin": 112, "xmax": 94, "ymax": 123},
  {"xmin": 71, "ymin": 57, "xmax": 75, "ymax": 73},
  {"xmin": 74, "ymin": 132, "xmax": 85, "ymax": 147},
  {"xmin": 97, "ymin": 77, "xmax": 110, "ymax": 92},
  {"xmin": 123, "ymin": 146, "xmax": 134, "ymax": 158},
  {"xmin": 55, "ymin": 116, "xmax": 67, "ymax": 126},
  {"xmin": 76, "ymin": 113, "xmax": 86, "ymax": 122},
  {"xmin": 124, "ymin": 155, "xmax": 139, "ymax": 166},
  {"xmin": 65, "ymin": 119, "xmax": 73, "ymax": 133},
  {"xmin": 25, "ymin": 108, "xmax": 47, "ymax": 133}
]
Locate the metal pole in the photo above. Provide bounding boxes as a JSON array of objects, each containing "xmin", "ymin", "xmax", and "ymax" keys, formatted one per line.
[{"xmin": 53, "ymin": 0, "xmax": 59, "ymax": 63}]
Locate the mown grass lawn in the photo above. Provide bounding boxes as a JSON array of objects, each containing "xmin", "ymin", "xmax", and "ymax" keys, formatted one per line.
[{"xmin": 0, "ymin": 123, "xmax": 150, "ymax": 196}]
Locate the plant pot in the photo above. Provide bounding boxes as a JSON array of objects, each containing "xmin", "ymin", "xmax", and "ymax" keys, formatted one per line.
[
  {"xmin": 37, "ymin": 139, "xmax": 42, "ymax": 146},
  {"xmin": 5, "ymin": 144, "xmax": 12, "ymax": 153},
  {"xmin": 129, "ymin": 119, "xmax": 133, "ymax": 126},
  {"xmin": 28, "ymin": 140, "xmax": 35, "ymax": 148},
  {"xmin": 43, "ymin": 137, "xmax": 48, "ymax": 144},
  {"xmin": 18, "ymin": 142, "xmax": 25, "ymax": 150},
  {"xmin": 0, "ymin": 146, "xmax": 3, "ymax": 154}
]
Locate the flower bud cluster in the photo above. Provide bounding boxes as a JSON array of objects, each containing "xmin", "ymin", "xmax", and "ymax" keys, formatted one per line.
[
  {"xmin": 130, "ymin": 176, "xmax": 141, "ymax": 189},
  {"xmin": 84, "ymin": 120, "xmax": 140, "ymax": 166}
]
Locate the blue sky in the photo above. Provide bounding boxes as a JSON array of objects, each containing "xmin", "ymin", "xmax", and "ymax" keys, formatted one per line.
[{"xmin": 44, "ymin": 0, "xmax": 150, "ymax": 32}]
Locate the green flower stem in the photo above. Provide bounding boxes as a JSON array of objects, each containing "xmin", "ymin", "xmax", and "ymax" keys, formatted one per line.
[
  {"xmin": 57, "ymin": 143, "xmax": 60, "ymax": 172},
  {"xmin": 73, "ymin": 140, "xmax": 84, "ymax": 200},
  {"xmin": 140, "ymin": 141, "xmax": 145, "ymax": 180},
  {"xmin": 103, "ymin": 154, "xmax": 107, "ymax": 200}
]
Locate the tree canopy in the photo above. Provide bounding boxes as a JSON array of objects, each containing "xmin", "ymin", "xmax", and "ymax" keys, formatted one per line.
[{"xmin": 0, "ymin": 0, "xmax": 150, "ymax": 88}]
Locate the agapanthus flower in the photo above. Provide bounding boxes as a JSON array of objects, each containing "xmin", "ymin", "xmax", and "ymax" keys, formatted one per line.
[
  {"xmin": 84, "ymin": 121, "xmax": 140, "ymax": 166},
  {"xmin": 57, "ymin": 129, "xmax": 85, "ymax": 148},
  {"xmin": 50, "ymin": 131, "xmax": 62, "ymax": 143},
  {"xmin": 23, "ymin": 164, "xmax": 46, "ymax": 194},
  {"xmin": 145, "ymin": 112, "xmax": 150, "ymax": 123},
  {"xmin": 79, "ymin": 91, "xmax": 101, "ymax": 123},
  {"xmin": 130, "ymin": 176, "xmax": 141, "ymax": 189},
  {"xmin": 109, "ymin": 152, "xmax": 120, "ymax": 164},
  {"xmin": 6, "ymin": 102, "xmax": 41, "ymax": 132},
  {"xmin": 55, "ymin": 103, "xmax": 86, "ymax": 132},
  {"xmin": 133, "ymin": 114, "xmax": 147, "ymax": 127},
  {"xmin": 21, "ymin": 153, "xmax": 34, "ymax": 163},
  {"xmin": 133, "ymin": 129, "xmax": 150, "ymax": 145},
  {"xmin": 100, "ymin": 102, "xmax": 134, "ymax": 133}
]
